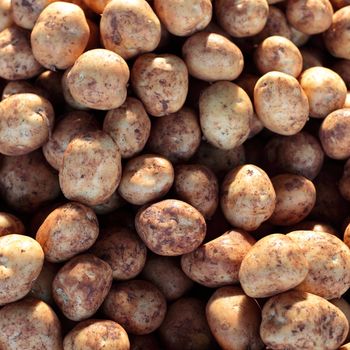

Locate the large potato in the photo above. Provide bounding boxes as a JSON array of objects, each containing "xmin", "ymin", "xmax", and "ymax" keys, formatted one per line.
[
  {"xmin": 331, "ymin": 298, "xmax": 350, "ymax": 342},
  {"xmin": 0, "ymin": 0, "xmax": 12, "ymax": 31},
  {"xmin": 0, "ymin": 212, "xmax": 25, "ymax": 237}
]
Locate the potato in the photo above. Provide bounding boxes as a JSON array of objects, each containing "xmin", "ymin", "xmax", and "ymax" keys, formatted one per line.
[
  {"xmin": 261, "ymin": 290, "xmax": 349, "ymax": 350},
  {"xmin": 340, "ymin": 158, "xmax": 350, "ymax": 201},
  {"xmin": 90, "ymin": 190, "xmax": 124, "ymax": 215},
  {"xmin": 118, "ymin": 154, "xmax": 174, "ymax": 205},
  {"xmin": 1, "ymin": 80, "xmax": 47, "ymax": 100},
  {"xmin": 159, "ymin": 298, "xmax": 214, "ymax": 350},
  {"xmin": 333, "ymin": 60, "xmax": 350, "ymax": 88},
  {"xmin": 31, "ymin": 2, "xmax": 90, "ymax": 70},
  {"xmin": 67, "ymin": 49, "xmax": 129, "ymax": 110},
  {"xmin": 290, "ymin": 220, "xmax": 338, "ymax": 236},
  {"xmin": 136, "ymin": 199, "xmax": 206, "ymax": 256},
  {"xmin": 59, "ymin": 131, "xmax": 122, "ymax": 206},
  {"xmin": 82, "ymin": 0, "xmax": 110, "ymax": 13},
  {"xmin": 0, "ymin": 151, "xmax": 60, "ymax": 212},
  {"xmin": 103, "ymin": 280, "xmax": 167, "ymax": 335},
  {"xmin": 130, "ymin": 334, "xmax": 161, "ymax": 350},
  {"xmin": 0, "ymin": 0, "xmax": 12, "ymax": 31},
  {"xmin": 52, "ymin": 254, "xmax": 113, "ymax": 321},
  {"xmin": 101, "ymin": 0, "xmax": 161, "ymax": 60},
  {"xmin": 221, "ymin": 164, "xmax": 276, "ymax": 231},
  {"xmin": 341, "ymin": 343, "xmax": 350, "ymax": 350},
  {"xmin": 206, "ymin": 286, "xmax": 263, "ymax": 350},
  {"xmin": 141, "ymin": 255, "xmax": 193, "ymax": 301},
  {"xmin": 254, "ymin": 36, "xmax": 303, "ymax": 77},
  {"xmin": 199, "ymin": 81, "xmax": 253, "ymax": 150},
  {"xmin": 64, "ymin": 319, "xmax": 130, "ymax": 350},
  {"xmin": 147, "ymin": 107, "xmax": 201, "ymax": 163},
  {"xmin": 301, "ymin": 47, "xmax": 324, "ymax": 70},
  {"xmin": 215, "ymin": 0, "xmax": 268, "ymax": 38},
  {"xmin": 0, "ymin": 234, "xmax": 44, "ymax": 305},
  {"xmin": 331, "ymin": 298, "xmax": 350, "ymax": 342},
  {"xmin": 181, "ymin": 229, "xmax": 256, "ymax": 288},
  {"xmin": 91, "ymin": 226, "xmax": 147, "ymax": 280},
  {"xmin": 345, "ymin": 92, "xmax": 350, "ymax": 108},
  {"xmin": 287, "ymin": 230, "xmax": 350, "ymax": 299},
  {"xmin": 290, "ymin": 26, "xmax": 310, "ymax": 47},
  {"xmin": 254, "ymin": 71, "xmax": 309, "ymax": 135},
  {"xmin": 0, "ymin": 26, "xmax": 42, "ymax": 80},
  {"xmin": 330, "ymin": 0, "xmax": 350, "ymax": 8},
  {"xmin": 0, "ymin": 212, "xmax": 25, "ymax": 237},
  {"xmin": 0, "ymin": 298, "xmax": 62, "ymax": 349},
  {"xmin": 103, "ymin": 97, "xmax": 151, "ymax": 159},
  {"xmin": 131, "ymin": 53, "xmax": 188, "ymax": 117}
]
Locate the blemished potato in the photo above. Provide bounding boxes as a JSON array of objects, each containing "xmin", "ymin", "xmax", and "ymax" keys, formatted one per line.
[
  {"xmin": 135, "ymin": 199, "xmax": 206, "ymax": 256},
  {"xmin": 91, "ymin": 226, "xmax": 147, "ymax": 280},
  {"xmin": 286, "ymin": 0, "xmax": 333, "ymax": 35},
  {"xmin": 290, "ymin": 220, "xmax": 338, "ymax": 236},
  {"xmin": 82, "ymin": 0, "xmax": 110, "ymax": 13},
  {"xmin": 101, "ymin": 0, "xmax": 161, "ymax": 60},
  {"xmin": 332, "ymin": 59, "xmax": 350, "ymax": 88},
  {"xmin": 103, "ymin": 97, "xmax": 151, "ymax": 159},
  {"xmin": 0, "ymin": 26, "xmax": 42, "ymax": 80},
  {"xmin": 118, "ymin": 154, "xmax": 174, "ymax": 206},
  {"xmin": 287, "ymin": 230, "xmax": 350, "ymax": 299},
  {"xmin": 129, "ymin": 334, "xmax": 161, "ymax": 350},
  {"xmin": 67, "ymin": 49, "xmax": 129, "ymax": 110},
  {"xmin": 261, "ymin": 290, "xmax": 349, "ymax": 350},
  {"xmin": 1, "ymin": 80, "xmax": 47, "ymax": 100},
  {"xmin": 331, "ymin": 298, "xmax": 350, "ymax": 342},
  {"xmin": 254, "ymin": 71, "xmax": 309, "ymax": 135},
  {"xmin": 215, "ymin": 0, "xmax": 269, "ymax": 38},
  {"xmin": 31, "ymin": 2, "xmax": 90, "ymax": 70},
  {"xmin": 36, "ymin": 202, "xmax": 99, "ymax": 263},
  {"xmin": 52, "ymin": 254, "xmax": 113, "ymax": 321},
  {"xmin": 131, "ymin": 53, "xmax": 188, "ymax": 117},
  {"xmin": 147, "ymin": 107, "xmax": 201, "ymax": 163},
  {"xmin": 159, "ymin": 298, "xmax": 214, "ymax": 350},
  {"xmin": 181, "ymin": 230, "xmax": 256, "ymax": 288},
  {"xmin": 220, "ymin": 164, "xmax": 276, "ymax": 231},
  {"xmin": 35, "ymin": 70, "xmax": 65, "ymax": 107},
  {"xmin": 64, "ymin": 319, "xmax": 130, "ymax": 350},
  {"xmin": 0, "ymin": 234, "xmax": 44, "ymax": 305},
  {"xmin": 0, "ymin": 0, "xmax": 12, "ymax": 32},
  {"xmin": 199, "ymin": 81, "xmax": 253, "ymax": 150},
  {"xmin": 290, "ymin": 26, "xmax": 310, "ymax": 47},
  {"xmin": 206, "ymin": 286, "xmax": 263, "ymax": 350},
  {"xmin": 141, "ymin": 256, "xmax": 193, "ymax": 301},
  {"xmin": 59, "ymin": 131, "xmax": 122, "ymax": 206},
  {"xmin": 301, "ymin": 47, "xmax": 324, "ymax": 70},
  {"xmin": 254, "ymin": 36, "xmax": 303, "ymax": 77},
  {"xmin": 90, "ymin": 190, "xmax": 124, "ymax": 215},
  {"xmin": 0, "ymin": 212, "xmax": 25, "ymax": 237},
  {"xmin": 154, "ymin": 0, "xmax": 212, "ymax": 36},
  {"xmin": 0, "ymin": 298, "xmax": 62, "ymax": 350},
  {"xmin": 103, "ymin": 280, "xmax": 167, "ymax": 335}
]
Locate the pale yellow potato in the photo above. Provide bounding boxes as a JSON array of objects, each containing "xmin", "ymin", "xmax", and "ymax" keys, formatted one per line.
[
  {"xmin": 340, "ymin": 158, "xmax": 350, "ymax": 201},
  {"xmin": 1, "ymin": 80, "xmax": 48, "ymax": 100},
  {"xmin": 341, "ymin": 343, "xmax": 350, "ymax": 350},
  {"xmin": 290, "ymin": 220, "xmax": 338, "ymax": 237},
  {"xmin": 345, "ymin": 92, "xmax": 350, "ymax": 107},
  {"xmin": 331, "ymin": 298, "xmax": 350, "ymax": 342},
  {"xmin": 82, "ymin": 0, "xmax": 110, "ymax": 13},
  {"xmin": 0, "ymin": 0, "xmax": 12, "ymax": 31},
  {"xmin": 0, "ymin": 212, "xmax": 25, "ymax": 237}
]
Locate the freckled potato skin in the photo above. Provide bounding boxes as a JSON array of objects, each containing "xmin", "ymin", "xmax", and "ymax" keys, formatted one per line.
[
  {"xmin": 290, "ymin": 221, "xmax": 338, "ymax": 236},
  {"xmin": 135, "ymin": 199, "xmax": 206, "ymax": 256},
  {"xmin": 52, "ymin": 254, "xmax": 113, "ymax": 321},
  {"xmin": 131, "ymin": 54, "xmax": 188, "ymax": 117},
  {"xmin": 0, "ymin": 298, "xmax": 62, "ymax": 350},
  {"xmin": 0, "ymin": 234, "xmax": 44, "ymax": 305},
  {"xmin": 340, "ymin": 159, "xmax": 350, "ymax": 201},
  {"xmin": 82, "ymin": 0, "xmax": 110, "ymax": 13},
  {"xmin": 221, "ymin": 164, "xmax": 276, "ymax": 231},
  {"xmin": 64, "ymin": 319, "xmax": 130, "ymax": 350},
  {"xmin": 254, "ymin": 71, "xmax": 309, "ymax": 135},
  {"xmin": 260, "ymin": 290, "xmax": 349, "ymax": 350},
  {"xmin": 59, "ymin": 131, "xmax": 122, "ymax": 206},
  {"xmin": 206, "ymin": 286, "xmax": 264, "ymax": 350},
  {"xmin": 331, "ymin": 298, "xmax": 350, "ymax": 342},
  {"xmin": 103, "ymin": 280, "xmax": 167, "ymax": 335},
  {"xmin": 287, "ymin": 230, "xmax": 350, "ymax": 299},
  {"xmin": 0, "ymin": 0, "xmax": 12, "ymax": 31},
  {"xmin": 0, "ymin": 212, "xmax": 25, "ymax": 237}
]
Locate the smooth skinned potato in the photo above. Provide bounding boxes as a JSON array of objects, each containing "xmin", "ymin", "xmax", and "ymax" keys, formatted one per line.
[
  {"xmin": 0, "ymin": 0, "xmax": 12, "ymax": 31},
  {"xmin": 0, "ymin": 212, "xmax": 25, "ymax": 237}
]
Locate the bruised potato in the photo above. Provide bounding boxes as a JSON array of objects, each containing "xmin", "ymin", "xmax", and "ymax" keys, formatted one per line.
[{"xmin": 0, "ymin": 212, "xmax": 25, "ymax": 237}]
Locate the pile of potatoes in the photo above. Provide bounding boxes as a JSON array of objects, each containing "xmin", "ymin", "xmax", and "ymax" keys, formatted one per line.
[{"xmin": 1, "ymin": 0, "xmax": 350, "ymax": 349}]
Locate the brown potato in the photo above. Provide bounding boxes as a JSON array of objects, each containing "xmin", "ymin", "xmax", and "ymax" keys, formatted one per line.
[
  {"xmin": 130, "ymin": 334, "xmax": 161, "ymax": 350},
  {"xmin": 135, "ymin": 199, "xmax": 206, "ymax": 256},
  {"xmin": 345, "ymin": 92, "xmax": 350, "ymax": 108},
  {"xmin": 52, "ymin": 254, "xmax": 113, "ymax": 321},
  {"xmin": 103, "ymin": 280, "xmax": 167, "ymax": 335},
  {"xmin": 300, "ymin": 47, "xmax": 324, "ymax": 70},
  {"xmin": 331, "ymin": 298, "xmax": 350, "ymax": 342},
  {"xmin": 221, "ymin": 164, "xmax": 276, "ymax": 231},
  {"xmin": 341, "ymin": 343, "xmax": 350, "ymax": 350},
  {"xmin": 333, "ymin": 59, "xmax": 350, "ymax": 88},
  {"xmin": 206, "ymin": 286, "xmax": 263, "ymax": 350},
  {"xmin": 0, "ymin": 298, "xmax": 62, "ymax": 349},
  {"xmin": 85, "ymin": 18, "xmax": 100, "ymax": 51},
  {"xmin": 343, "ymin": 220, "xmax": 350, "ymax": 249},
  {"xmin": 290, "ymin": 26, "xmax": 310, "ymax": 47},
  {"xmin": 330, "ymin": 0, "xmax": 350, "ymax": 8},
  {"xmin": 90, "ymin": 190, "xmax": 124, "ymax": 215},
  {"xmin": 1, "ymin": 80, "xmax": 47, "ymax": 100},
  {"xmin": 340, "ymin": 158, "xmax": 350, "ymax": 201},
  {"xmin": 82, "ymin": 0, "xmax": 110, "ymax": 13},
  {"xmin": 0, "ymin": 212, "xmax": 25, "ymax": 237},
  {"xmin": 0, "ymin": 0, "xmax": 12, "ymax": 31},
  {"xmin": 290, "ymin": 220, "xmax": 338, "ymax": 236}
]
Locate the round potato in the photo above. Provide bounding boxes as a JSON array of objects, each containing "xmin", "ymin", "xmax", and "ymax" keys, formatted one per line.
[
  {"xmin": 0, "ymin": 212, "xmax": 25, "ymax": 237},
  {"xmin": 82, "ymin": 0, "xmax": 110, "ymax": 13},
  {"xmin": 1, "ymin": 80, "xmax": 47, "ymax": 100},
  {"xmin": 90, "ymin": 190, "xmax": 124, "ymax": 215},
  {"xmin": 290, "ymin": 220, "xmax": 338, "ymax": 236},
  {"xmin": 0, "ymin": 0, "xmax": 12, "ymax": 31},
  {"xmin": 340, "ymin": 159, "xmax": 350, "ymax": 201},
  {"xmin": 345, "ymin": 92, "xmax": 350, "ymax": 108},
  {"xmin": 331, "ymin": 298, "xmax": 350, "ymax": 342}
]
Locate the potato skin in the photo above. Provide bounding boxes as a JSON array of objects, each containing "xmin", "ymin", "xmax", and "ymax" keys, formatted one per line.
[
  {"xmin": 1, "ymin": 80, "xmax": 47, "ymax": 100},
  {"xmin": 260, "ymin": 290, "xmax": 349, "ymax": 350},
  {"xmin": 340, "ymin": 159, "xmax": 350, "ymax": 201},
  {"xmin": 90, "ymin": 190, "xmax": 124, "ymax": 215},
  {"xmin": 0, "ymin": 212, "xmax": 25, "ymax": 237},
  {"xmin": 129, "ymin": 334, "xmax": 161, "ymax": 350},
  {"xmin": 290, "ymin": 220, "xmax": 338, "ymax": 236},
  {"xmin": 0, "ymin": 0, "xmax": 12, "ymax": 31},
  {"xmin": 331, "ymin": 298, "xmax": 350, "ymax": 342},
  {"xmin": 332, "ymin": 59, "xmax": 350, "ymax": 88}
]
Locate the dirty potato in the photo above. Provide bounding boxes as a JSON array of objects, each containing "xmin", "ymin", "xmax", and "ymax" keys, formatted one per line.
[
  {"xmin": 0, "ymin": 212, "xmax": 25, "ymax": 237},
  {"xmin": 1, "ymin": 80, "xmax": 47, "ymax": 100}
]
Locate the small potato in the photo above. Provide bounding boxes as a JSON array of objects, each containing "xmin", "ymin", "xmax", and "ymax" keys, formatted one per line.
[
  {"xmin": 181, "ymin": 230, "xmax": 256, "ymax": 288},
  {"xmin": 67, "ymin": 49, "xmax": 129, "ymax": 110},
  {"xmin": 221, "ymin": 164, "xmax": 276, "ymax": 231},
  {"xmin": 52, "ymin": 254, "xmax": 113, "ymax": 321},
  {"xmin": 147, "ymin": 107, "xmax": 201, "ymax": 163},
  {"xmin": 131, "ymin": 53, "xmax": 188, "ymax": 117},
  {"xmin": 159, "ymin": 298, "xmax": 214, "ymax": 350},
  {"xmin": 331, "ymin": 298, "xmax": 350, "ymax": 342},
  {"xmin": 135, "ymin": 199, "xmax": 206, "ymax": 256},
  {"xmin": 254, "ymin": 71, "xmax": 309, "ymax": 135},
  {"xmin": 0, "ymin": 0, "xmax": 12, "ymax": 31},
  {"xmin": 290, "ymin": 220, "xmax": 338, "ymax": 236},
  {"xmin": 0, "ymin": 298, "xmax": 62, "ymax": 350},
  {"xmin": 90, "ymin": 190, "xmax": 124, "ymax": 215},
  {"xmin": 91, "ymin": 226, "xmax": 147, "ymax": 280},
  {"xmin": 59, "ymin": 131, "xmax": 122, "ymax": 206},
  {"xmin": 130, "ymin": 334, "xmax": 161, "ymax": 350},
  {"xmin": 287, "ymin": 230, "xmax": 350, "ymax": 299},
  {"xmin": 261, "ymin": 290, "xmax": 349, "ymax": 350},
  {"xmin": 0, "ymin": 26, "xmax": 42, "ymax": 80},
  {"xmin": 82, "ymin": 0, "xmax": 110, "ymax": 13},
  {"xmin": 333, "ymin": 59, "xmax": 350, "ymax": 88},
  {"xmin": 206, "ymin": 286, "xmax": 263, "ymax": 350},
  {"xmin": 345, "ymin": 92, "xmax": 350, "ymax": 108},
  {"xmin": 31, "ymin": 2, "xmax": 90, "ymax": 70},
  {"xmin": 0, "ymin": 212, "xmax": 25, "ymax": 237},
  {"xmin": 103, "ymin": 280, "xmax": 167, "ymax": 335},
  {"xmin": 0, "ymin": 234, "xmax": 44, "ymax": 305},
  {"xmin": 1, "ymin": 80, "xmax": 47, "ymax": 100},
  {"xmin": 103, "ymin": 97, "xmax": 151, "ymax": 159},
  {"xmin": 64, "ymin": 319, "xmax": 130, "ymax": 350}
]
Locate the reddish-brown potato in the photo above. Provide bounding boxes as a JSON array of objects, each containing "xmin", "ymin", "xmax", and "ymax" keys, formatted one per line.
[
  {"xmin": 0, "ymin": 212, "xmax": 25, "ymax": 237},
  {"xmin": 0, "ymin": 0, "xmax": 12, "ymax": 31},
  {"xmin": 82, "ymin": 0, "xmax": 110, "ymax": 13},
  {"xmin": 331, "ymin": 298, "xmax": 350, "ymax": 342},
  {"xmin": 301, "ymin": 47, "xmax": 324, "ymax": 70}
]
